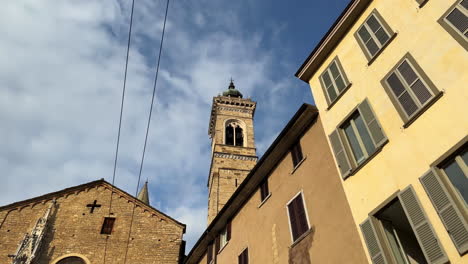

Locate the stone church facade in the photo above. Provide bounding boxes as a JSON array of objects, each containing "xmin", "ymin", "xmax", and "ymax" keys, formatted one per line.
[{"xmin": 0, "ymin": 180, "xmax": 185, "ymax": 264}]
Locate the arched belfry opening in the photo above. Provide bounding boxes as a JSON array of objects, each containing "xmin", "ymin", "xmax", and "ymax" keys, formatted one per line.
[
  {"xmin": 225, "ymin": 124, "xmax": 234, "ymax": 145},
  {"xmin": 235, "ymin": 126, "xmax": 243, "ymax": 146},
  {"xmin": 225, "ymin": 121, "xmax": 244, "ymax": 147}
]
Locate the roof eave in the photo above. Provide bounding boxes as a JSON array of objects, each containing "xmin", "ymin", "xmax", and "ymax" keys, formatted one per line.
[{"xmin": 295, "ymin": 0, "xmax": 372, "ymax": 82}]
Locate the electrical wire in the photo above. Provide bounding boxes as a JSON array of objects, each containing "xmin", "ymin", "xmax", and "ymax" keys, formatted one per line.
[
  {"xmin": 122, "ymin": 0, "xmax": 171, "ymax": 263},
  {"xmin": 104, "ymin": 0, "xmax": 136, "ymax": 263}
]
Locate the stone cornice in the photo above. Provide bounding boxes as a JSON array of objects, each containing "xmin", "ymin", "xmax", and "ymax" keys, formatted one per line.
[
  {"xmin": 213, "ymin": 152, "xmax": 258, "ymax": 161},
  {"xmin": 208, "ymin": 95, "xmax": 257, "ymax": 138}
]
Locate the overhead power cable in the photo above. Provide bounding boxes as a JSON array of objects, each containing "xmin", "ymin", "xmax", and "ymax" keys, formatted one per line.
[
  {"xmin": 104, "ymin": 0, "xmax": 136, "ymax": 263},
  {"xmin": 123, "ymin": 0, "xmax": 171, "ymax": 263}
]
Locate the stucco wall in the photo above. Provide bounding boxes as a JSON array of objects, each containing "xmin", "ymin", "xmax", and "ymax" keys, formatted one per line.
[
  {"xmin": 0, "ymin": 184, "xmax": 184, "ymax": 264},
  {"xmin": 306, "ymin": 0, "xmax": 467, "ymax": 263}
]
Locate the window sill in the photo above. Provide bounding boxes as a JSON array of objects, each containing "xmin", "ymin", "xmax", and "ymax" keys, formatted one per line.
[
  {"xmin": 326, "ymin": 83, "xmax": 352, "ymax": 111},
  {"xmin": 402, "ymin": 91, "xmax": 444, "ymax": 129},
  {"xmin": 344, "ymin": 140, "xmax": 389, "ymax": 180},
  {"xmin": 418, "ymin": 0, "xmax": 429, "ymax": 8},
  {"xmin": 217, "ymin": 241, "xmax": 229, "ymax": 255},
  {"xmin": 290, "ymin": 228, "xmax": 314, "ymax": 248},
  {"xmin": 258, "ymin": 193, "xmax": 272, "ymax": 209},
  {"xmin": 290, "ymin": 156, "xmax": 307, "ymax": 175},
  {"xmin": 367, "ymin": 32, "xmax": 398, "ymax": 66}
]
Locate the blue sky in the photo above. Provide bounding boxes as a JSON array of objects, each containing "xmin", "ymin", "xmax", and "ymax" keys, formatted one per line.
[{"xmin": 0, "ymin": 0, "xmax": 350, "ymax": 250}]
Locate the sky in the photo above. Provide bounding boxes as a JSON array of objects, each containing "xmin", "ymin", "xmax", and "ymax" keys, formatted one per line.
[{"xmin": 0, "ymin": 0, "xmax": 350, "ymax": 250}]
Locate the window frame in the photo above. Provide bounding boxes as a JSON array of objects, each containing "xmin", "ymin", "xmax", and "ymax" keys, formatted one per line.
[
  {"xmin": 100, "ymin": 217, "xmax": 116, "ymax": 235},
  {"xmin": 259, "ymin": 178, "xmax": 270, "ymax": 203},
  {"xmin": 354, "ymin": 9, "xmax": 396, "ymax": 64},
  {"xmin": 319, "ymin": 56, "xmax": 352, "ymax": 108},
  {"xmin": 291, "ymin": 141, "xmax": 304, "ymax": 168},
  {"xmin": 224, "ymin": 120, "xmax": 245, "ymax": 147},
  {"xmin": 416, "ymin": 0, "xmax": 429, "ymax": 8},
  {"xmin": 381, "ymin": 53, "xmax": 442, "ymax": 128},
  {"xmin": 336, "ymin": 101, "xmax": 386, "ymax": 170},
  {"xmin": 238, "ymin": 247, "xmax": 249, "ymax": 264},
  {"xmin": 286, "ymin": 191, "xmax": 311, "ymax": 244},
  {"xmin": 361, "ymin": 187, "xmax": 449, "ymax": 264},
  {"xmin": 207, "ymin": 242, "xmax": 214, "ymax": 264},
  {"xmin": 432, "ymin": 138, "xmax": 468, "ymax": 215},
  {"xmin": 438, "ymin": 147, "xmax": 468, "ymax": 209},
  {"xmin": 219, "ymin": 227, "xmax": 228, "ymax": 251},
  {"xmin": 341, "ymin": 112, "xmax": 373, "ymax": 165},
  {"xmin": 438, "ymin": 0, "xmax": 468, "ymax": 51}
]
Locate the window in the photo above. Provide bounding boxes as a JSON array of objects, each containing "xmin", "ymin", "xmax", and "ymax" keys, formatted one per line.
[
  {"xmin": 420, "ymin": 143, "xmax": 468, "ymax": 254},
  {"xmin": 319, "ymin": 57, "xmax": 351, "ymax": 107},
  {"xmin": 440, "ymin": 146, "xmax": 468, "ymax": 205},
  {"xmin": 381, "ymin": 53, "xmax": 441, "ymax": 126},
  {"xmin": 439, "ymin": 0, "xmax": 468, "ymax": 50},
  {"xmin": 217, "ymin": 222, "xmax": 231, "ymax": 252},
  {"xmin": 225, "ymin": 121, "xmax": 244, "ymax": 146},
  {"xmin": 360, "ymin": 186, "xmax": 448, "ymax": 264},
  {"xmin": 354, "ymin": 10, "xmax": 395, "ymax": 62},
  {"xmin": 207, "ymin": 242, "xmax": 213, "ymax": 264},
  {"xmin": 238, "ymin": 248, "xmax": 248, "ymax": 264},
  {"xmin": 260, "ymin": 179, "xmax": 270, "ymax": 202},
  {"xmin": 329, "ymin": 99, "xmax": 387, "ymax": 178},
  {"xmin": 415, "ymin": 0, "xmax": 428, "ymax": 7},
  {"xmin": 100, "ymin": 217, "xmax": 115, "ymax": 235},
  {"xmin": 291, "ymin": 141, "xmax": 304, "ymax": 168},
  {"xmin": 287, "ymin": 193, "xmax": 310, "ymax": 242}
]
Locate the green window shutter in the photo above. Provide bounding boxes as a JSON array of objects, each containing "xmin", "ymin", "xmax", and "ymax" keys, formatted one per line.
[
  {"xmin": 329, "ymin": 130, "xmax": 352, "ymax": 178},
  {"xmin": 420, "ymin": 169, "xmax": 468, "ymax": 254},
  {"xmin": 360, "ymin": 218, "xmax": 388, "ymax": 264},
  {"xmin": 398, "ymin": 186, "xmax": 448, "ymax": 264},
  {"xmin": 358, "ymin": 99, "xmax": 387, "ymax": 147},
  {"xmin": 446, "ymin": 6, "xmax": 468, "ymax": 34}
]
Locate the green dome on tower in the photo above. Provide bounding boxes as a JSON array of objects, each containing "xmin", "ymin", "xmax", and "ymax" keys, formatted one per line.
[{"xmin": 222, "ymin": 79, "xmax": 243, "ymax": 98}]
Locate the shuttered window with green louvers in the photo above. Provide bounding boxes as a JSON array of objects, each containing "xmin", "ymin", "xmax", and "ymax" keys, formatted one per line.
[
  {"xmin": 398, "ymin": 186, "xmax": 448, "ymax": 264},
  {"xmin": 360, "ymin": 217, "xmax": 389, "ymax": 264},
  {"xmin": 381, "ymin": 53, "xmax": 440, "ymax": 126},
  {"xmin": 446, "ymin": 1, "xmax": 468, "ymax": 38},
  {"xmin": 329, "ymin": 99, "xmax": 387, "ymax": 179},
  {"xmin": 439, "ymin": 0, "xmax": 468, "ymax": 50},
  {"xmin": 319, "ymin": 57, "xmax": 350, "ymax": 107},
  {"xmin": 354, "ymin": 10, "xmax": 394, "ymax": 62},
  {"xmin": 420, "ymin": 162, "xmax": 468, "ymax": 254}
]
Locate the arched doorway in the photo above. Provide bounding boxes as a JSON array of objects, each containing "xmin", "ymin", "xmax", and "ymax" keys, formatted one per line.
[
  {"xmin": 52, "ymin": 254, "xmax": 90, "ymax": 264},
  {"xmin": 56, "ymin": 257, "xmax": 86, "ymax": 264}
]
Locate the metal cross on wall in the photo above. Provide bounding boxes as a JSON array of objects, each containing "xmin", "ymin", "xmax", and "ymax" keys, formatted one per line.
[{"xmin": 86, "ymin": 200, "xmax": 101, "ymax": 213}]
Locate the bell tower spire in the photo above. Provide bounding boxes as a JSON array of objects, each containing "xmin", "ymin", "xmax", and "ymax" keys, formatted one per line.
[{"xmin": 206, "ymin": 80, "xmax": 257, "ymax": 224}]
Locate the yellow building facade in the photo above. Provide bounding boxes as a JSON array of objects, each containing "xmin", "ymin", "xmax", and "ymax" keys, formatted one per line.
[{"xmin": 296, "ymin": 0, "xmax": 468, "ymax": 263}]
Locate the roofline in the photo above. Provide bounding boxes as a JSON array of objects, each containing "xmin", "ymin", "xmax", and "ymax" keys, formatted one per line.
[
  {"xmin": 185, "ymin": 103, "xmax": 319, "ymax": 263},
  {"xmin": 0, "ymin": 179, "xmax": 186, "ymax": 231},
  {"xmin": 295, "ymin": 0, "xmax": 372, "ymax": 82}
]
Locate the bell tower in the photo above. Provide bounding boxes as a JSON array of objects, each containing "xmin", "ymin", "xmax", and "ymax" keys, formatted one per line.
[{"xmin": 207, "ymin": 80, "xmax": 257, "ymax": 224}]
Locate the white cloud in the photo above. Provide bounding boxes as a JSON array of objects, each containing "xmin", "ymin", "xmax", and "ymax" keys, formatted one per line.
[{"xmin": 0, "ymin": 0, "xmax": 305, "ymax": 252}]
